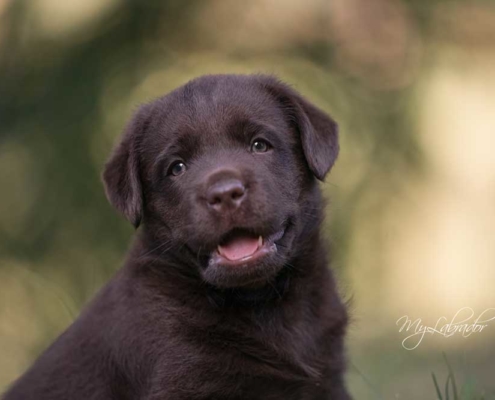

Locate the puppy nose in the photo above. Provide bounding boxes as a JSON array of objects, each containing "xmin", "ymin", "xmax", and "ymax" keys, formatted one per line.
[{"xmin": 206, "ymin": 179, "xmax": 246, "ymax": 212}]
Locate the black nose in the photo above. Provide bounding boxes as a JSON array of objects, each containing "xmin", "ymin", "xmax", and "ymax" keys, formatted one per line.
[{"xmin": 206, "ymin": 178, "xmax": 246, "ymax": 212}]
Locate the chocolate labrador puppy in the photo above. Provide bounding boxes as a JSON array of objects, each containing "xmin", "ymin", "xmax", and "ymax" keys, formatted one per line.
[{"xmin": 3, "ymin": 74, "xmax": 350, "ymax": 400}]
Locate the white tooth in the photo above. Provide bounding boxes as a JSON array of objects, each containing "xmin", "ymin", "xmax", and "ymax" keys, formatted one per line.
[{"xmin": 258, "ymin": 236, "xmax": 263, "ymax": 247}]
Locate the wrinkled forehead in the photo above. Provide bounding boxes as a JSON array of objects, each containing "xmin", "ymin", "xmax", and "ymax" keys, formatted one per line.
[{"xmin": 143, "ymin": 79, "xmax": 291, "ymax": 151}]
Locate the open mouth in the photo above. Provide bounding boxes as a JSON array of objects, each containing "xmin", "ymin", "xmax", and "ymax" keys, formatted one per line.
[
  {"xmin": 201, "ymin": 222, "xmax": 292, "ymax": 288},
  {"xmin": 211, "ymin": 227, "xmax": 286, "ymax": 266}
]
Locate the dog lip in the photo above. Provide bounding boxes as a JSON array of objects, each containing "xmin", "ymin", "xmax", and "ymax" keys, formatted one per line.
[
  {"xmin": 266, "ymin": 227, "xmax": 285, "ymax": 243},
  {"xmin": 217, "ymin": 235, "xmax": 263, "ymax": 261},
  {"xmin": 210, "ymin": 240, "xmax": 277, "ymax": 267},
  {"xmin": 210, "ymin": 226, "xmax": 286, "ymax": 267}
]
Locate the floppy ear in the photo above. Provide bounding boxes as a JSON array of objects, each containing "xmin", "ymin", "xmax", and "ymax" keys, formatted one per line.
[
  {"xmin": 263, "ymin": 78, "xmax": 339, "ymax": 181},
  {"xmin": 102, "ymin": 105, "xmax": 152, "ymax": 228},
  {"xmin": 292, "ymin": 94, "xmax": 339, "ymax": 180}
]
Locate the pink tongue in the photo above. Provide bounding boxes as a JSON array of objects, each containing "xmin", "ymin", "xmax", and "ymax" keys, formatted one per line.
[{"xmin": 218, "ymin": 236, "xmax": 260, "ymax": 261}]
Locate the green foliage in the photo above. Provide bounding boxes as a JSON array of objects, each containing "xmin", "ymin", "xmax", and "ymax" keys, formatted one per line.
[{"xmin": 432, "ymin": 354, "xmax": 494, "ymax": 400}]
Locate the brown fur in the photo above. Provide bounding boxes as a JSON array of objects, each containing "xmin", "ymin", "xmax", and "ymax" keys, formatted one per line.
[{"xmin": 3, "ymin": 74, "xmax": 350, "ymax": 400}]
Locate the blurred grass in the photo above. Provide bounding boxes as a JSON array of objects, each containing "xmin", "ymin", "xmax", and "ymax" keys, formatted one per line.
[{"xmin": 431, "ymin": 354, "xmax": 495, "ymax": 400}]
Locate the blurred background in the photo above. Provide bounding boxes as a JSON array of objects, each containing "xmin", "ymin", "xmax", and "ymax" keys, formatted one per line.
[{"xmin": 1, "ymin": 0, "xmax": 495, "ymax": 398}]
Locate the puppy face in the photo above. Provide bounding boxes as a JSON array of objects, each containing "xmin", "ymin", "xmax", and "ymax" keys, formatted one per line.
[{"xmin": 103, "ymin": 75, "xmax": 338, "ymax": 288}]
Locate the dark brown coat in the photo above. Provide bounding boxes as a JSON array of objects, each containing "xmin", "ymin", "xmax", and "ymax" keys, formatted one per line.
[{"xmin": 3, "ymin": 74, "xmax": 350, "ymax": 400}]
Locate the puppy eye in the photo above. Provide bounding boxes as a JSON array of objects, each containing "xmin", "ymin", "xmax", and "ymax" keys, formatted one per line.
[
  {"xmin": 168, "ymin": 161, "xmax": 187, "ymax": 176},
  {"xmin": 251, "ymin": 139, "xmax": 270, "ymax": 153}
]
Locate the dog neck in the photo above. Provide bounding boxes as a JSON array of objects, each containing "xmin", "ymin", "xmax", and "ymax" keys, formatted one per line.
[{"xmin": 204, "ymin": 266, "xmax": 292, "ymax": 308}]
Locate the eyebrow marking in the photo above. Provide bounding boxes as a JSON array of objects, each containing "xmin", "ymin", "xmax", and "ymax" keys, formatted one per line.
[
  {"xmin": 226, "ymin": 118, "xmax": 280, "ymax": 140},
  {"xmin": 152, "ymin": 130, "xmax": 200, "ymax": 171}
]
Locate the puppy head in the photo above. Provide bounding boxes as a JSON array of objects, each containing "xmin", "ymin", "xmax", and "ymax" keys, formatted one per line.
[{"xmin": 103, "ymin": 75, "xmax": 338, "ymax": 288}]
